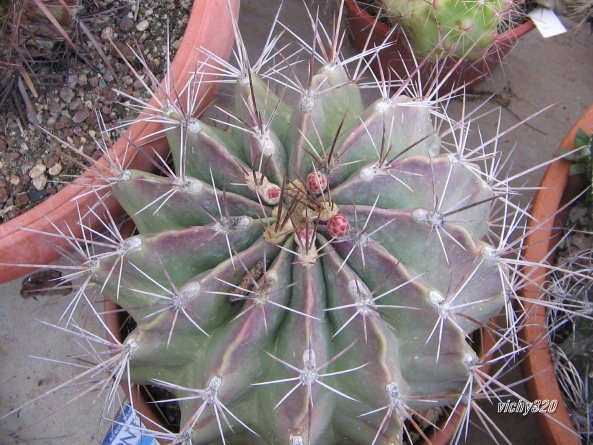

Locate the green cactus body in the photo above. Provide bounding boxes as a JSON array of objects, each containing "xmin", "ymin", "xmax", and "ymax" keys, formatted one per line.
[
  {"xmin": 72, "ymin": 19, "xmax": 510, "ymax": 445},
  {"xmin": 381, "ymin": 0, "xmax": 513, "ymax": 60}
]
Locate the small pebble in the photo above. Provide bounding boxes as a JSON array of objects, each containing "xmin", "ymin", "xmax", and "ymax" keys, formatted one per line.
[
  {"xmin": 136, "ymin": 20, "xmax": 149, "ymax": 32},
  {"xmin": 59, "ymin": 87, "xmax": 75, "ymax": 103},
  {"xmin": 28, "ymin": 187, "xmax": 48, "ymax": 202},
  {"xmin": 67, "ymin": 74, "xmax": 79, "ymax": 88},
  {"xmin": 6, "ymin": 152, "xmax": 20, "ymax": 162},
  {"xmin": 30, "ymin": 137, "xmax": 42, "ymax": 150},
  {"xmin": 101, "ymin": 26, "xmax": 115, "ymax": 40},
  {"xmin": 119, "ymin": 17, "xmax": 134, "ymax": 32},
  {"xmin": 569, "ymin": 206, "xmax": 588, "ymax": 224},
  {"xmin": 69, "ymin": 98, "xmax": 82, "ymax": 111},
  {"xmin": 82, "ymin": 144, "xmax": 96, "ymax": 157},
  {"xmin": 103, "ymin": 71, "xmax": 114, "ymax": 82},
  {"xmin": 29, "ymin": 164, "xmax": 47, "ymax": 179},
  {"xmin": 48, "ymin": 162, "xmax": 62, "ymax": 176},
  {"xmin": 49, "ymin": 100, "xmax": 61, "ymax": 118},
  {"xmin": 32, "ymin": 176, "xmax": 48, "ymax": 191},
  {"xmin": 14, "ymin": 192, "xmax": 29, "ymax": 207},
  {"xmin": 21, "ymin": 162, "xmax": 34, "ymax": 175},
  {"xmin": 73, "ymin": 109, "xmax": 90, "ymax": 124}
]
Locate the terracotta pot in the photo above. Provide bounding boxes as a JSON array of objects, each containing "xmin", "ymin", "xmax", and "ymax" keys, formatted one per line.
[
  {"xmin": 344, "ymin": 0, "xmax": 535, "ymax": 96},
  {"xmin": 518, "ymin": 104, "xmax": 593, "ymax": 445},
  {"xmin": 0, "ymin": 0, "xmax": 240, "ymax": 284}
]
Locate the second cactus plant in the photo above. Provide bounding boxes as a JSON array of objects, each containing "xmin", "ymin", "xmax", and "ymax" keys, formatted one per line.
[{"xmin": 379, "ymin": 0, "xmax": 517, "ymax": 60}]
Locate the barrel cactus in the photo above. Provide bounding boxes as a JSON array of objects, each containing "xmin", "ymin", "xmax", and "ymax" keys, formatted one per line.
[
  {"xmin": 3, "ymin": 5, "xmax": 529, "ymax": 445},
  {"xmin": 379, "ymin": 0, "xmax": 516, "ymax": 60}
]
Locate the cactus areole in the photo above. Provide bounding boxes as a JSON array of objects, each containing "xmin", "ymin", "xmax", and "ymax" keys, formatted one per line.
[{"xmin": 67, "ymin": 11, "xmax": 509, "ymax": 445}]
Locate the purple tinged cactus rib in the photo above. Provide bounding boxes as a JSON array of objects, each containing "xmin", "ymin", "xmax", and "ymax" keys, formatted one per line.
[
  {"xmin": 94, "ymin": 220, "xmax": 264, "ymax": 318},
  {"xmin": 188, "ymin": 248, "xmax": 294, "ymax": 403},
  {"xmin": 256, "ymin": 261, "xmax": 337, "ymax": 443},
  {"xmin": 148, "ymin": 377, "xmax": 259, "ymax": 444},
  {"xmin": 111, "ymin": 169, "xmax": 271, "ymax": 233},
  {"xmin": 323, "ymin": 248, "xmax": 425, "ymax": 343},
  {"xmin": 323, "ymin": 238, "xmax": 471, "ymax": 423},
  {"xmin": 127, "ymin": 263, "xmax": 210, "ymax": 343},
  {"xmin": 254, "ymin": 345, "xmax": 364, "ymax": 409},
  {"xmin": 361, "ymin": 381, "xmax": 441, "ymax": 445},
  {"xmin": 327, "ymin": 222, "xmax": 490, "ymax": 398},
  {"xmin": 286, "ymin": 67, "xmax": 362, "ymax": 180},
  {"xmin": 336, "ymin": 206, "xmax": 505, "ymax": 325},
  {"xmin": 166, "ymin": 119, "xmax": 259, "ymax": 200},
  {"xmin": 233, "ymin": 75, "xmax": 293, "ymax": 146},
  {"xmin": 218, "ymin": 85, "xmax": 288, "ymax": 186},
  {"xmin": 330, "ymin": 237, "xmax": 430, "ymax": 311},
  {"xmin": 333, "ymin": 155, "xmax": 493, "ymax": 238},
  {"xmin": 330, "ymin": 95, "xmax": 440, "ymax": 185},
  {"xmin": 322, "ymin": 248, "xmax": 409, "ymax": 405}
]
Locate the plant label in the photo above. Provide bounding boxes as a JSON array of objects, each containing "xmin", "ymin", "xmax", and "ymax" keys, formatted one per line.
[{"xmin": 529, "ymin": 7, "xmax": 568, "ymax": 38}]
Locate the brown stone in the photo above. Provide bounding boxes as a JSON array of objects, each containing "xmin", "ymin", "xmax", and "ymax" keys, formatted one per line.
[
  {"xmin": 14, "ymin": 192, "xmax": 29, "ymax": 207},
  {"xmin": 73, "ymin": 109, "xmax": 90, "ymax": 124}
]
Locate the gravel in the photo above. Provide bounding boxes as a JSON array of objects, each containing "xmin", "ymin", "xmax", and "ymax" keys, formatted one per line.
[{"xmin": 0, "ymin": 0, "xmax": 192, "ymax": 221}]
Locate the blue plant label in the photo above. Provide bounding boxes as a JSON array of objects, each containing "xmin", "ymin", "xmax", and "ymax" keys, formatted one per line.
[{"xmin": 102, "ymin": 404, "xmax": 158, "ymax": 445}]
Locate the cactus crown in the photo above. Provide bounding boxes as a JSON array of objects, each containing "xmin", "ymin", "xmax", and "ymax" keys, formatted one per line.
[{"xmin": 2, "ymin": 4, "xmax": 539, "ymax": 445}]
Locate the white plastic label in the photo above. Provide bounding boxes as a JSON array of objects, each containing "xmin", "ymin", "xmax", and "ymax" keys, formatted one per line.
[
  {"xmin": 528, "ymin": 7, "xmax": 568, "ymax": 38},
  {"xmin": 102, "ymin": 404, "xmax": 159, "ymax": 445}
]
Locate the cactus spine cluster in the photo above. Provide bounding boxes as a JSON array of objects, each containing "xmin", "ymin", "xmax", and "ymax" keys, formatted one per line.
[
  {"xmin": 4, "ymin": 5, "xmax": 531, "ymax": 445},
  {"xmin": 380, "ymin": 0, "xmax": 515, "ymax": 60}
]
